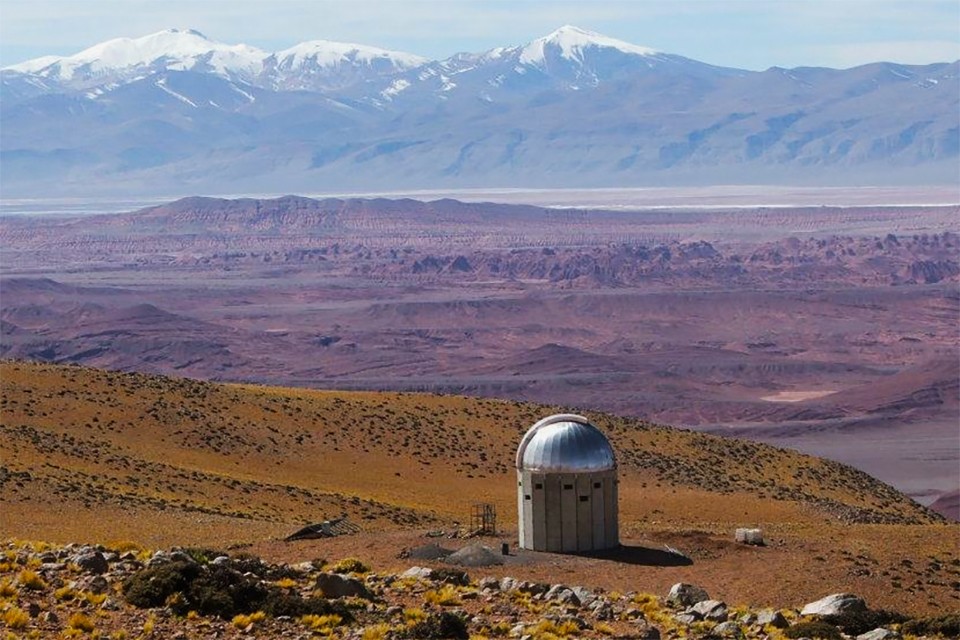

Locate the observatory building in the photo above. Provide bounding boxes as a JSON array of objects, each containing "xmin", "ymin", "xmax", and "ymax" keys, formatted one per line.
[{"xmin": 516, "ymin": 414, "xmax": 618, "ymax": 552}]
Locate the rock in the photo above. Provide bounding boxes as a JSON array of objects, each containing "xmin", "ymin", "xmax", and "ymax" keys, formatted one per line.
[
  {"xmin": 315, "ymin": 573, "xmax": 372, "ymax": 599},
  {"xmin": 857, "ymin": 629, "xmax": 901, "ymax": 640},
  {"xmin": 674, "ymin": 613, "xmax": 699, "ymax": 625},
  {"xmin": 712, "ymin": 621, "xmax": 743, "ymax": 637},
  {"xmin": 667, "ymin": 583, "xmax": 710, "ymax": 607},
  {"xmin": 800, "ymin": 593, "xmax": 868, "ymax": 616},
  {"xmin": 210, "ymin": 556, "xmax": 231, "ymax": 566},
  {"xmin": 75, "ymin": 574, "xmax": 109, "ymax": 594},
  {"xmin": 101, "ymin": 597, "xmax": 121, "ymax": 611},
  {"xmin": 401, "ymin": 566, "xmax": 433, "ymax": 580},
  {"xmin": 500, "ymin": 577, "xmax": 518, "ymax": 592},
  {"xmin": 40, "ymin": 562, "xmax": 66, "ymax": 572},
  {"xmin": 636, "ymin": 626, "xmax": 661, "ymax": 640},
  {"xmin": 42, "ymin": 611, "xmax": 58, "ymax": 624},
  {"xmin": 734, "ymin": 528, "xmax": 764, "ymax": 545},
  {"xmin": 592, "ymin": 602, "xmax": 614, "ymax": 620},
  {"xmin": 690, "ymin": 599, "xmax": 728, "ymax": 622},
  {"xmin": 26, "ymin": 602, "xmax": 41, "ymax": 618},
  {"xmin": 73, "ymin": 551, "xmax": 108, "ymax": 575},
  {"xmin": 478, "ymin": 576, "xmax": 500, "ymax": 591},
  {"xmin": 39, "ymin": 552, "xmax": 58, "ymax": 563},
  {"xmin": 756, "ymin": 609, "xmax": 789, "ymax": 628},
  {"xmin": 386, "ymin": 606, "xmax": 403, "ymax": 617},
  {"xmin": 571, "ymin": 586, "xmax": 596, "ymax": 607}
]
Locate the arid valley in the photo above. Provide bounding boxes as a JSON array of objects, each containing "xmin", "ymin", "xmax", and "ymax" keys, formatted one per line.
[{"xmin": 2, "ymin": 193, "xmax": 957, "ymax": 521}]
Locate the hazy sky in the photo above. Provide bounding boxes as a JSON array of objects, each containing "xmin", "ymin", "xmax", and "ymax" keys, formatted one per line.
[{"xmin": 2, "ymin": 0, "xmax": 958, "ymax": 70}]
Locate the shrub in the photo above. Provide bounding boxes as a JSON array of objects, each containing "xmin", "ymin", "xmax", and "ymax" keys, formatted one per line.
[
  {"xmin": 0, "ymin": 580, "xmax": 18, "ymax": 599},
  {"xmin": 362, "ymin": 623, "xmax": 391, "ymax": 640},
  {"xmin": 902, "ymin": 614, "xmax": 960, "ymax": 637},
  {"xmin": 301, "ymin": 613, "xmax": 343, "ymax": 633},
  {"xmin": 329, "ymin": 558, "xmax": 369, "ymax": 574},
  {"xmin": 405, "ymin": 612, "xmax": 469, "ymax": 640},
  {"xmin": 67, "ymin": 612, "xmax": 95, "ymax": 632},
  {"xmin": 124, "ymin": 559, "xmax": 355, "ymax": 622},
  {"xmin": 3, "ymin": 607, "xmax": 29, "ymax": 630},
  {"xmin": 783, "ymin": 621, "xmax": 842, "ymax": 640},
  {"xmin": 18, "ymin": 569, "xmax": 46, "ymax": 591},
  {"xmin": 123, "ymin": 561, "xmax": 201, "ymax": 609},
  {"xmin": 424, "ymin": 585, "xmax": 461, "ymax": 606},
  {"xmin": 821, "ymin": 609, "xmax": 908, "ymax": 635}
]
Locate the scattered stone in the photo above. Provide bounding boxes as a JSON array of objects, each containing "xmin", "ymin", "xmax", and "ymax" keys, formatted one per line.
[
  {"xmin": 800, "ymin": 593, "xmax": 868, "ymax": 616},
  {"xmin": 26, "ymin": 602, "xmax": 41, "ymax": 618},
  {"xmin": 735, "ymin": 528, "xmax": 764, "ymax": 545},
  {"xmin": 712, "ymin": 620, "xmax": 744, "ymax": 637},
  {"xmin": 401, "ymin": 566, "xmax": 433, "ymax": 580},
  {"xmin": 756, "ymin": 609, "xmax": 788, "ymax": 628},
  {"xmin": 478, "ymin": 576, "xmax": 500, "ymax": 591},
  {"xmin": 691, "ymin": 599, "xmax": 728, "ymax": 621},
  {"xmin": 210, "ymin": 555, "xmax": 231, "ymax": 566},
  {"xmin": 75, "ymin": 574, "xmax": 109, "ymax": 594},
  {"xmin": 571, "ymin": 585, "xmax": 596, "ymax": 607},
  {"xmin": 101, "ymin": 597, "xmax": 121, "ymax": 611},
  {"xmin": 667, "ymin": 582, "xmax": 710, "ymax": 607},
  {"xmin": 857, "ymin": 629, "xmax": 901, "ymax": 640},
  {"xmin": 675, "ymin": 613, "xmax": 699, "ymax": 624},
  {"xmin": 636, "ymin": 626, "xmax": 661, "ymax": 640},
  {"xmin": 42, "ymin": 611, "xmax": 58, "ymax": 624},
  {"xmin": 315, "ymin": 572, "xmax": 372, "ymax": 599}
]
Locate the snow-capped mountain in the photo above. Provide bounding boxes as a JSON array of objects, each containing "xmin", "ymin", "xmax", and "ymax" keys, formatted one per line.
[
  {"xmin": 2, "ymin": 27, "xmax": 957, "ymax": 196},
  {"xmin": 6, "ymin": 29, "xmax": 267, "ymax": 88},
  {"xmin": 267, "ymin": 40, "xmax": 426, "ymax": 91}
]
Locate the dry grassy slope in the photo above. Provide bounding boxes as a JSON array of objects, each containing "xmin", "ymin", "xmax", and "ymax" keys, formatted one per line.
[{"xmin": 0, "ymin": 360, "xmax": 938, "ymax": 544}]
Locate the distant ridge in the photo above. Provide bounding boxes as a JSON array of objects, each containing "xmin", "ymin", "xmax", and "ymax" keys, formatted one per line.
[{"xmin": 2, "ymin": 26, "xmax": 957, "ymax": 196}]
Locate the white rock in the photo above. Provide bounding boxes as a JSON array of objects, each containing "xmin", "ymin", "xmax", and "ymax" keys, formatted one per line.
[{"xmin": 800, "ymin": 593, "xmax": 868, "ymax": 616}]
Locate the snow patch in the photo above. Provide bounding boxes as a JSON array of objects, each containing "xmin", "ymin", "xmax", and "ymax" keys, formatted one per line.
[
  {"xmin": 381, "ymin": 78, "xmax": 410, "ymax": 99},
  {"xmin": 519, "ymin": 25, "xmax": 656, "ymax": 66},
  {"xmin": 155, "ymin": 77, "xmax": 197, "ymax": 107}
]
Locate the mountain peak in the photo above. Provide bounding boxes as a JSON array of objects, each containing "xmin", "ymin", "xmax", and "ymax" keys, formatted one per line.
[
  {"xmin": 6, "ymin": 28, "xmax": 266, "ymax": 80},
  {"xmin": 520, "ymin": 25, "xmax": 657, "ymax": 65}
]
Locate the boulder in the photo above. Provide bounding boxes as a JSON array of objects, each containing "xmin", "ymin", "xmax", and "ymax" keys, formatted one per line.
[
  {"xmin": 674, "ymin": 613, "xmax": 699, "ymax": 625},
  {"xmin": 401, "ymin": 566, "xmax": 433, "ymax": 580},
  {"xmin": 74, "ymin": 575, "xmax": 109, "ymax": 594},
  {"xmin": 756, "ymin": 609, "xmax": 789, "ymax": 628},
  {"xmin": 667, "ymin": 583, "xmax": 710, "ymax": 607},
  {"xmin": 315, "ymin": 572, "xmax": 372, "ymax": 599},
  {"xmin": 690, "ymin": 599, "xmax": 728, "ymax": 621},
  {"xmin": 571, "ymin": 586, "xmax": 596, "ymax": 607},
  {"xmin": 800, "ymin": 593, "xmax": 868, "ymax": 616},
  {"xmin": 72, "ymin": 551, "xmax": 108, "ymax": 575},
  {"xmin": 857, "ymin": 629, "xmax": 901, "ymax": 640}
]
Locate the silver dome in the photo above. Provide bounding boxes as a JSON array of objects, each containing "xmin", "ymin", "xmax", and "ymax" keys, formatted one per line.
[{"xmin": 516, "ymin": 414, "xmax": 616, "ymax": 473}]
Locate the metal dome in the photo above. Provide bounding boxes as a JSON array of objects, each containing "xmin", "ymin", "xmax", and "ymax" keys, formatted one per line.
[{"xmin": 516, "ymin": 414, "xmax": 616, "ymax": 473}]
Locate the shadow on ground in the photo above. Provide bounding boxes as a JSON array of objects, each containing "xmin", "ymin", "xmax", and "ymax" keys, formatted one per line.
[{"xmin": 578, "ymin": 544, "xmax": 694, "ymax": 566}]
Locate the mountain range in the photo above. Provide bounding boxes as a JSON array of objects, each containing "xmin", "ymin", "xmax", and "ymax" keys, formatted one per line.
[{"xmin": 2, "ymin": 26, "xmax": 958, "ymax": 196}]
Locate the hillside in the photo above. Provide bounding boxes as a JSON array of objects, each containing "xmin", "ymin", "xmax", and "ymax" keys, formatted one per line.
[{"xmin": 2, "ymin": 361, "xmax": 956, "ymax": 616}]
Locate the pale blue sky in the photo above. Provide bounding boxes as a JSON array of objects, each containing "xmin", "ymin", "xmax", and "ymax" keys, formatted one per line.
[{"xmin": 1, "ymin": 0, "xmax": 958, "ymax": 70}]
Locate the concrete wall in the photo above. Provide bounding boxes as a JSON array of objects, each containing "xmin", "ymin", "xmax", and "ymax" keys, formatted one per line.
[{"xmin": 517, "ymin": 468, "xmax": 618, "ymax": 552}]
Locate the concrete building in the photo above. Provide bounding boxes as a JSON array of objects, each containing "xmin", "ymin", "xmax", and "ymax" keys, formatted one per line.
[{"xmin": 516, "ymin": 414, "xmax": 619, "ymax": 552}]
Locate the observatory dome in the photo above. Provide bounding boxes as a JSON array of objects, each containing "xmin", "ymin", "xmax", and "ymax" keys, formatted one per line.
[{"xmin": 516, "ymin": 414, "xmax": 616, "ymax": 473}]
